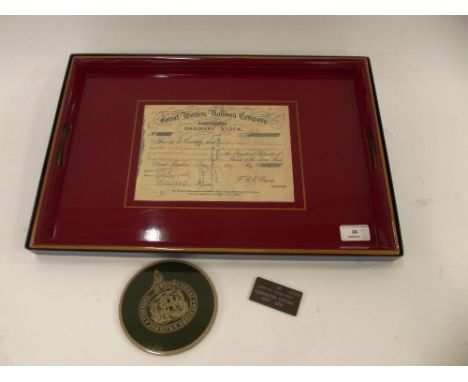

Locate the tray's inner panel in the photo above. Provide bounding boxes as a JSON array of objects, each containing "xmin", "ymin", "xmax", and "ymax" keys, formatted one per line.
[{"xmin": 33, "ymin": 58, "xmax": 397, "ymax": 251}]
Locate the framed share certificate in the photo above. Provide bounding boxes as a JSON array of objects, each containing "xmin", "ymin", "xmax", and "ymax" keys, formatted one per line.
[
  {"xmin": 27, "ymin": 55, "xmax": 402, "ymax": 258},
  {"xmin": 131, "ymin": 103, "xmax": 296, "ymax": 204}
]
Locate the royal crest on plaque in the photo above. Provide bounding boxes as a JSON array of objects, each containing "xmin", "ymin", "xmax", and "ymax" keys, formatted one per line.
[{"xmin": 138, "ymin": 270, "xmax": 198, "ymax": 334}]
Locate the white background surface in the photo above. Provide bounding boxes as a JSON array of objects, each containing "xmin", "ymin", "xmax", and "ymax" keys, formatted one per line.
[{"xmin": 0, "ymin": 16, "xmax": 467, "ymax": 365}]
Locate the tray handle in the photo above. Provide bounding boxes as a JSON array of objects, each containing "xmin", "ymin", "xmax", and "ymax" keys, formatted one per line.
[
  {"xmin": 56, "ymin": 123, "xmax": 71, "ymax": 167},
  {"xmin": 365, "ymin": 126, "xmax": 377, "ymax": 171}
]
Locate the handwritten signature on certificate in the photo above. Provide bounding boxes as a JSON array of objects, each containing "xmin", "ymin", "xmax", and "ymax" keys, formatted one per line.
[{"xmin": 134, "ymin": 104, "xmax": 295, "ymax": 202}]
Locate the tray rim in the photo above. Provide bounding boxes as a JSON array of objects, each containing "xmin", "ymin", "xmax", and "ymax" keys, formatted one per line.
[{"xmin": 25, "ymin": 54, "xmax": 403, "ymax": 258}]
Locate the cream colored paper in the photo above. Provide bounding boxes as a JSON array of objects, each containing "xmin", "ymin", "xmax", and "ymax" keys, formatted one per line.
[{"xmin": 134, "ymin": 104, "xmax": 295, "ymax": 202}]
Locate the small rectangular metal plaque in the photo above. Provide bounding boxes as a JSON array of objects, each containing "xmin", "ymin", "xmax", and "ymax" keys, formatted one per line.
[{"xmin": 249, "ymin": 277, "xmax": 303, "ymax": 316}]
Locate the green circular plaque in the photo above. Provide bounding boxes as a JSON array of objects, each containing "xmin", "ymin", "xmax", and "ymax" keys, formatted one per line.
[{"xmin": 120, "ymin": 260, "xmax": 217, "ymax": 355}]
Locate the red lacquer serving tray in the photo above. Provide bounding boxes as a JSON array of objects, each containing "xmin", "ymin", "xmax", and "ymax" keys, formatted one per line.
[{"xmin": 26, "ymin": 55, "xmax": 402, "ymax": 258}]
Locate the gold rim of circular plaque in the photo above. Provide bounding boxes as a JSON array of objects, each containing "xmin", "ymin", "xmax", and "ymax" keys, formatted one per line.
[{"xmin": 119, "ymin": 259, "xmax": 218, "ymax": 355}]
